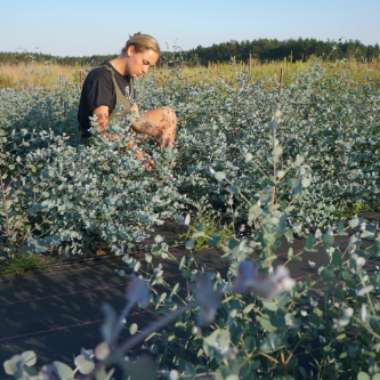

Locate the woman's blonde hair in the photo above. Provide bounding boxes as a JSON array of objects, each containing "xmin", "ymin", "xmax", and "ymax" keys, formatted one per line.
[{"xmin": 122, "ymin": 33, "xmax": 161, "ymax": 56}]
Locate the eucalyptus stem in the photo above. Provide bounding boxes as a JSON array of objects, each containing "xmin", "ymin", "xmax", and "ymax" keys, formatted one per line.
[{"xmin": 118, "ymin": 303, "xmax": 193, "ymax": 355}]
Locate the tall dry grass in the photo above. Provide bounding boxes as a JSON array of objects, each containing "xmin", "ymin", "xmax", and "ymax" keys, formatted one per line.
[
  {"xmin": 154, "ymin": 58, "xmax": 380, "ymax": 87},
  {"xmin": 153, "ymin": 59, "xmax": 308, "ymax": 88},
  {"xmin": 0, "ymin": 63, "xmax": 83, "ymax": 89},
  {"xmin": 1, "ymin": 59, "xmax": 379, "ymax": 90}
]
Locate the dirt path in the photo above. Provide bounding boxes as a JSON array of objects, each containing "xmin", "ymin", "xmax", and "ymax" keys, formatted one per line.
[
  {"xmin": 0, "ymin": 213, "xmax": 378, "ymax": 375},
  {"xmin": 0, "ymin": 256, "xmax": 128, "ymax": 366}
]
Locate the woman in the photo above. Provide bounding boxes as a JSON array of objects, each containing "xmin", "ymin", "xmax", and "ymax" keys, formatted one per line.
[{"xmin": 78, "ymin": 33, "xmax": 177, "ymax": 154}]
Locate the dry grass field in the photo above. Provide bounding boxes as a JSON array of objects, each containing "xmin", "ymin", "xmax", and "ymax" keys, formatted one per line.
[
  {"xmin": 1, "ymin": 58, "xmax": 379, "ymax": 90},
  {"xmin": 0, "ymin": 62, "xmax": 82, "ymax": 89}
]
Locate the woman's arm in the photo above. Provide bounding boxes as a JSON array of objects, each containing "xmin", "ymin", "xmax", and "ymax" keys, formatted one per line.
[
  {"xmin": 133, "ymin": 107, "xmax": 177, "ymax": 148},
  {"xmin": 94, "ymin": 104, "xmax": 175, "ymax": 149},
  {"xmin": 93, "ymin": 105, "xmax": 109, "ymax": 133},
  {"xmin": 130, "ymin": 118, "xmax": 162, "ymax": 138},
  {"xmin": 130, "ymin": 105, "xmax": 162, "ymax": 139}
]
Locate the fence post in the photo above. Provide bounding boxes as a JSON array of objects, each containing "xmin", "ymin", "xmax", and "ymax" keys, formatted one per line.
[{"xmin": 79, "ymin": 69, "xmax": 84, "ymax": 89}]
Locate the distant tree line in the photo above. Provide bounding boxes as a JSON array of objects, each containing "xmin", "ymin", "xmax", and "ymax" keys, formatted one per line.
[
  {"xmin": 176, "ymin": 38, "xmax": 380, "ymax": 65},
  {"xmin": 1, "ymin": 38, "xmax": 379, "ymax": 66}
]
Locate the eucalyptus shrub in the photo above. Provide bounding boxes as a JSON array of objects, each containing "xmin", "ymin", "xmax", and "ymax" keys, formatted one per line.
[
  {"xmin": 2, "ymin": 131, "xmax": 186, "ymax": 257},
  {"xmin": 4, "ymin": 216, "xmax": 380, "ymax": 379},
  {"xmin": 0, "ymin": 88, "xmax": 186, "ymax": 257},
  {"xmin": 149, "ymin": 131, "xmax": 379, "ymax": 379},
  {"xmin": 1, "ymin": 63, "xmax": 379, "ymax": 256},
  {"xmin": 1, "ymin": 62, "xmax": 380, "ymax": 379},
  {"xmin": 137, "ymin": 64, "xmax": 380, "ymax": 227},
  {"xmin": 159, "ymin": 200, "xmax": 380, "ymax": 379}
]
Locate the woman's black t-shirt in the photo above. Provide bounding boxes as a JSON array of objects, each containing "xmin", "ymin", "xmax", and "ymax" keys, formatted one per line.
[{"xmin": 77, "ymin": 62, "xmax": 134, "ymax": 137}]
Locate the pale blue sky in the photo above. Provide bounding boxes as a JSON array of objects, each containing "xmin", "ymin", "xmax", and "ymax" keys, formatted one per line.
[{"xmin": 1, "ymin": 0, "xmax": 379, "ymax": 56}]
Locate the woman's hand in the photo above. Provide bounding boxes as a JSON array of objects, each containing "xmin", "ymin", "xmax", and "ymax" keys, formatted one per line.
[{"xmin": 130, "ymin": 106, "xmax": 177, "ymax": 149}]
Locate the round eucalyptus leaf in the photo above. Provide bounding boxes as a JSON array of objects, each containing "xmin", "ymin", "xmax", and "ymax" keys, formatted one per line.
[
  {"xmin": 74, "ymin": 354, "xmax": 95, "ymax": 375},
  {"xmin": 52, "ymin": 361, "xmax": 74, "ymax": 380},
  {"xmin": 21, "ymin": 351, "xmax": 37, "ymax": 367},
  {"xmin": 3, "ymin": 355, "xmax": 22, "ymax": 375}
]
